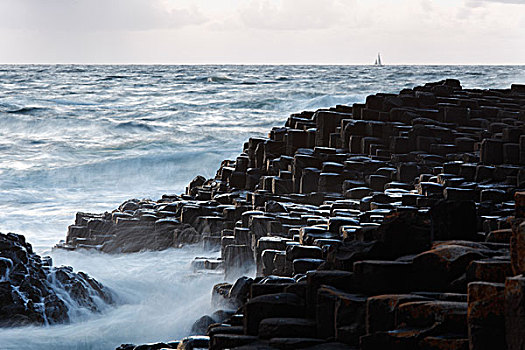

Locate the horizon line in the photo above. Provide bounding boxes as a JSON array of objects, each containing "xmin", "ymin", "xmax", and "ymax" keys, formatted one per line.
[{"xmin": 0, "ymin": 62, "xmax": 524, "ymax": 66}]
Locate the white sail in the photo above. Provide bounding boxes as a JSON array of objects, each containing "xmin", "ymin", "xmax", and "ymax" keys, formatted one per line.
[{"xmin": 374, "ymin": 53, "xmax": 383, "ymax": 66}]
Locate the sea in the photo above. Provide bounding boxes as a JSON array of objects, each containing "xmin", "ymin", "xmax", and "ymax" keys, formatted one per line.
[{"xmin": 0, "ymin": 65, "xmax": 523, "ymax": 349}]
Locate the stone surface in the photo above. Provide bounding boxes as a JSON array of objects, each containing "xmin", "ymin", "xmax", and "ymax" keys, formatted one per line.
[
  {"xmin": 243, "ymin": 293, "xmax": 306, "ymax": 336},
  {"xmin": 58, "ymin": 80, "xmax": 525, "ymax": 349},
  {"xmin": 366, "ymin": 294, "xmax": 431, "ymax": 334},
  {"xmin": 413, "ymin": 243, "xmax": 488, "ymax": 292},
  {"xmin": 0, "ymin": 232, "xmax": 113, "ymax": 327},
  {"xmin": 467, "ymin": 282, "xmax": 506, "ymax": 350},
  {"xmin": 511, "ymin": 220, "xmax": 525, "ymax": 275},
  {"xmin": 258, "ymin": 317, "xmax": 316, "ymax": 339},
  {"xmin": 210, "ymin": 334, "xmax": 257, "ymax": 350},
  {"xmin": 505, "ymin": 275, "xmax": 525, "ymax": 350}
]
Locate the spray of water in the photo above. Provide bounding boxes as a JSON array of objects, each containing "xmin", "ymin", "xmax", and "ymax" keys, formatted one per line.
[{"xmin": 0, "ymin": 247, "xmax": 223, "ymax": 350}]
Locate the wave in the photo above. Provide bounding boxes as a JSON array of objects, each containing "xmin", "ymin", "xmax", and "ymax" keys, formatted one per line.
[
  {"xmin": 0, "ymin": 149, "xmax": 238, "ymax": 249},
  {"xmin": 4, "ymin": 106, "xmax": 49, "ymax": 114},
  {"xmin": 192, "ymin": 75, "xmax": 234, "ymax": 83},
  {"xmin": 290, "ymin": 94, "xmax": 363, "ymax": 111},
  {"xmin": 113, "ymin": 121, "xmax": 156, "ymax": 132},
  {"xmin": 0, "ymin": 247, "xmax": 223, "ymax": 350},
  {"xmin": 45, "ymin": 98, "xmax": 97, "ymax": 106},
  {"xmin": 226, "ymin": 98, "xmax": 285, "ymax": 110},
  {"xmin": 0, "ymin": 148, "xmax": 236, "ymax": 195},
  {"xmin": 55, "ymin": 67, "xmax": 88, "ymax": 73},
  {"xmin": 99, "ymin": 75, "xmax": 128, "ymax": 81}
]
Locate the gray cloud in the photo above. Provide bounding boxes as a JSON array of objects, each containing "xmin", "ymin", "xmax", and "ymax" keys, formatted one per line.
[{"xmin": 0, "ymin": 0, "xmax": 208, "ymax": 32}]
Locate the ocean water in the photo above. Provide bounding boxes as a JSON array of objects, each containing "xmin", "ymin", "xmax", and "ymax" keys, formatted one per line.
[{"xmin": 0, "ymin": 64, "xmax": 523, "ymax": 349}]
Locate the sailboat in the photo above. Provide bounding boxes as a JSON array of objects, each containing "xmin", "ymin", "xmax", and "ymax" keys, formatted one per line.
[{"xmin": 374, "ymin": 53, "xmax": 383, "ymax": 66}]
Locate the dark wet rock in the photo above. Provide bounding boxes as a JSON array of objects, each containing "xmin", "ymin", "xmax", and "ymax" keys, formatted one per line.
[
  {"xmin": 0, "ymin": 232, "xmax": 113, "ymax": 327},
  {"xmin": 467, "ymin": 282, "xmax": 506, "ymax": 350},
  {"xmin": 325, "ymin": 241, "xmax": 386, "ymax": 271},
  {"xmin": 211, "ymin": 282, "xmax": 232, "ymax": 308},
  {"xmin": 259, "ymin": 276, "xmax": 295, "ymax": 284},
  {"xmin": 353, "ymin": 260, "xmax": 412, "ymax": 294},
  {"xmin": 366, "ymin": 294, "xmax": 432, "ymax": 334},
  {"xmin": 511, "ymin": 210, "xmax": 525, "ymax": 275},
  {"xmin": 261, "ymin": 249, "xmax": 282, "ymax": 276},
  {"xmin": 413, "ymin": 243, "xmax": 488, "ymax": 292},
  {"xmin": 399, "ymin": 299, "xmax": 468, "ymax": 331},
  {"xmin": 333, "ymin": 292, "xmax": 368, "ymax": 345},
  {"xmin": 210, "ymin": 334, "xmax": 258, "ymax": 350},
  {"xmin": 292, "ymin": 258, "xmax": 324, "ymax": 275},
  {"xmin": 466, "ymin": 259, "xmax": 513, "ymax": 283},
  {"xmin": 228, "ymin": 276, "xmax": 254, "ymax": 308},
  {"xmin": 211, "ymin": 309, "xmax": 235, "ymax": 324},
  {"xmin": 419, "ymin": 336, "xmax": 469, "ymax": 350},
  {"xmin": 224, "ymin": 244, "xmax": 254, "ymax": 279},
  {"xmin": 486, "ymin": 228, "xmax": 512, "ymax": 243},
  {"xmin": 244, "ymin": 293, "xmax": 306, "ymax": 335},
  {"xmin": 430, "ymin": 200, "xmax": 478, "ymax": 241},
  {"xmin": 61, "ymin": 80, "xmax": 525, "ymax": 349},
  {"xmin": 303, "ymin": 342, "xmax": 355, "ymax": 350},
  {"xmin": 306, "ymin": 270, "xmax": 354, "ymax": 310},
  {"xmin": 190, "ymin": 315, "xmax": 215, "ymax": 335},
  {"xmin": 372, "ymin": 210, "xmax": 432, "ymax": 258},
  {"xmin": 250, "ymin": 282, "xmax": 294, "ymax": 299},
  {"xmin": 286, "ymin": 245, "xmax": 322, "ymax": 262},
  {"xmin": 187, "ymin": 175, "xmax": 207, "ymax": 196},
  {"xmin": 207, "ymin": 324, "xmax": 244, "ymax": 337},
  {"xmin": 269, "ymin": 337, "xmax": 325, "ymax": 349},
  {"xmin": 133, "ymin": 342, "xmax": 172, "ymax": 350},
  {"xmin": 176, "ymin": 336, "xmax": 209, "ymax": 350},
  {"xmin": 314, "ymin": 286, "xmax": 345, "ymax": 340},
  {"xmin": 116, "ymin": 345, "xmax": 136, "ymax": 350},
  {"xmin": 258, "ymin": 317, "xmax": 316, "ymax": 339},
  {"xmin": 505, "ymin": 275, "xmax": 525, "ymax": 350}
]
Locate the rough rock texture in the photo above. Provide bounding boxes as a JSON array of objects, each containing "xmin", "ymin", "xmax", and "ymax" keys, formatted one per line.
[
  {"xmin": 68, "ymin": 80, "xmax": 524, "ymax": 349},
  {"xmin": 0, "ymin": 232, "xmax": 113, "ymax": 327}
]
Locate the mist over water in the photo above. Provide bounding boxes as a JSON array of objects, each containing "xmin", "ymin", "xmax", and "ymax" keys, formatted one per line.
[
  {"xmin": 0, "ymin": 247, "xmax": 223, "ymax": 350},
  {"xmin": 0, "ymin": 64, "xmax": 524, "ymax": 349}
]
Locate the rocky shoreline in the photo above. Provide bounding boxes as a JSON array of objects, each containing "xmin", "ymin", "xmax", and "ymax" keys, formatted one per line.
[
  {"xmin": 7, "ymin": 79, "xmax": 524, "ymax": 349},
  {"xmin": 0, "ymin": 232, "xmax": 113, "ymax": 327}
]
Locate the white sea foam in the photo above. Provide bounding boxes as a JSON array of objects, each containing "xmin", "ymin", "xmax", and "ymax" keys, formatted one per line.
[
  {"xmin": 0, "ymin": 257, "xmax": 13, "ymax": 282},
  {"xmin": 0, "ymin": 247, "xmax": 223, "ymax": 350}
]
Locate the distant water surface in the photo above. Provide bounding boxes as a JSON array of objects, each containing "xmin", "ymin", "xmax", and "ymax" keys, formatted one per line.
[{"xmin": 0, "ymin": 64, "xmax": 523, "ymax": 349}]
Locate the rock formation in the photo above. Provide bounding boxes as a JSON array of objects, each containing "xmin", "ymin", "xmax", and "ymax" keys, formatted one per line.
[
  {"xmin": 60, "ymin": 80, "xmax": 525, "ymax": 349},
  {"xmin": 0, "ymin": 232, "xmax": 113, "ymax": 327}
]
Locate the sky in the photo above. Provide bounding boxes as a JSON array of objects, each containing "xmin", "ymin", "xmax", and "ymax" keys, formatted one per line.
[{"xmin": 0, "ymin": 0, "xmax": 523, "ymax": 64}]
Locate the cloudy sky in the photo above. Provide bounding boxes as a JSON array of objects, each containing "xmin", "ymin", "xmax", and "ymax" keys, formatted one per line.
[{"xmin": 0, "ymin": 0, "xmax": 523, "ymax": 64}]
